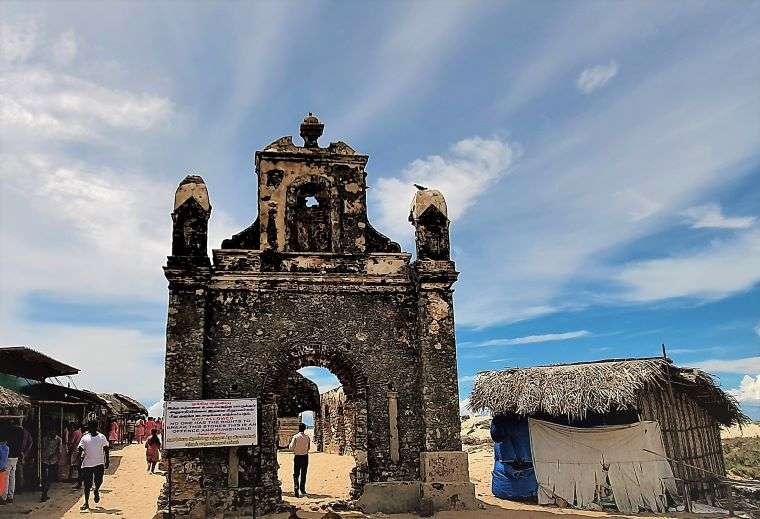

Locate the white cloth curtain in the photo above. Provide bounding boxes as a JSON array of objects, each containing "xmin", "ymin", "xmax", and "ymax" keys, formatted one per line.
[{"xmin": 528, "ymin": 419, "xmax": 677, "ymax": 513}]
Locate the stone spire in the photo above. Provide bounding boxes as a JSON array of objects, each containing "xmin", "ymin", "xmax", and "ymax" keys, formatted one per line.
[{"xmin": 299, "ymin": 112, "xmax": 324, "ymax": 148}]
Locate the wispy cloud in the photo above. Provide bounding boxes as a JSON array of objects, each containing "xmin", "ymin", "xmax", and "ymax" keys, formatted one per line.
[
  {"xmin": 755, "ymin": 322, "xmax": 760, "ymax": 337},
  {"xmin": 691, "ymin": 356, "xmax": 760, "ymax": 375},
  {"xmin": 459, "ymin": 7, "xmax": 760, "ymax": 327},
  {"xmin": 336, "ymin": 2, "xmax": 491, "ymax": 137},
  {"xmin": 615, "ymin": 230, "xmax": 760, "ymax": 302},
  {"xmin": 0, "ymin": 15, "xmax": 238, "ymax": 407},
  {"xmin": 374, "ymin": 136, "xmax": 517, "ymax": 243},
  {"xmin": 576, "ymin": 61, "xmax": 619, "ymax": 94},
  {"xmin": 471, "ymin": 330, "xmax": 591, "ymax": 348},
  {"xmin": 683, "ymin": 203, "xmax": 756, "ymax": 230}
]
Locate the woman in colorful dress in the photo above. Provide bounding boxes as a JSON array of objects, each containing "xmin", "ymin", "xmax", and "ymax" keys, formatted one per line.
[
  {"xmin": 144, "ymin": 417, "xmax": 156, "ymax": 439},
  {"xmin": 135, "ymin": 418, "xmax": 145, "ymax": 444},
  {"xmin": 107, "ymin": 420, "xmax": 120, "ymax": 446},
  {"xmin": 145, "ymin": 429, "xmax": 161, "ymax": 473}
]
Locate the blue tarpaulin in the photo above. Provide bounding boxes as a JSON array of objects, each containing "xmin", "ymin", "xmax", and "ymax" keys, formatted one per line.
[{"xmin": 490, "ymin": 415, "xmax": 538, "ymax": 499}]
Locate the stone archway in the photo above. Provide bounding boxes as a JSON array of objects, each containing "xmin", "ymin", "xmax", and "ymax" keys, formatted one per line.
[
  {"xmin": 162, "ymin": 116, "xmax": 474, "ymax": 517},
  {"xmin": 261, "ymin": 340, "xmax": 370, "ymax": 499}
]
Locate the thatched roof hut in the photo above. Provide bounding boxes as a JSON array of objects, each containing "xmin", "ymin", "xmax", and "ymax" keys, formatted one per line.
[
  {"xmin": 99, "ymin": 393, "xmax": 130, "ymax": 416},
  {"xmin": 0, "ymin": 386, "xmax": 30, "ymax": 416},
  {"xmin": 469, "ymin": 357, "xmax": 748, "ymax": 496},
  {"xmin": 112, "ymin": 393, "xmax": 148, "ymax": 416},
  {"xmin": 470, "ymin": 357, "xmax": 746, "ymax": 425}
]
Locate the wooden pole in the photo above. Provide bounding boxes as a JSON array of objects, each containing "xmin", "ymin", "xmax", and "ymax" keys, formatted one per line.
[
  {"xmin": 167, "ymin": 450, "xmax": 172, "ymax": 519},
  {"xmin": 663, "ymin": 357, "xmax": 690, "ymax": 512}
]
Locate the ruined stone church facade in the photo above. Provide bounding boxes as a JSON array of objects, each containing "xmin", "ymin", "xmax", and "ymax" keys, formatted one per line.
[{"xmin": 163, "ymin": 115, "xmax": 474, "ymax": 516}]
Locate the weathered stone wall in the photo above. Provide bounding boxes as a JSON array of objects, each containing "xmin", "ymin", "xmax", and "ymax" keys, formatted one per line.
[
  {"xmin": 316, "ymin": 386, "xmax": 357, "ymax": 455},
  {"xmin": 161, "ymin": 116, "xmax": 469, "ymax": 517}
]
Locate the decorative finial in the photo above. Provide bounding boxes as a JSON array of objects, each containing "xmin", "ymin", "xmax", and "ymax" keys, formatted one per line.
[{"xmin": 299, "ymin": 112, "xmax": 324, "ymax": 148}]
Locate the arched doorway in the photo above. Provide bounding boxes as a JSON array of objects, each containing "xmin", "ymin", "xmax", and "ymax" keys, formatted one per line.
[
  {"xmin": 259, "ymin": 341, "xmax": 370, "ymax": 502},
  {"xmin": 275, "ymin": 367, "xmax": 359, "ymax": 505}
]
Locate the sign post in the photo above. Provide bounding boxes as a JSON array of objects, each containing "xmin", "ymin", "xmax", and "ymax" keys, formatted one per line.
[{"xmin": 163, "ymin": 399, "xmax": 259, "ymax": 518}]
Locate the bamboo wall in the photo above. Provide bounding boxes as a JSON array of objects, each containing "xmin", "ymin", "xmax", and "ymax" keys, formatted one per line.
[{"xmin": 638, "ymin": 387, "xmax": 725, "ymax": 494}]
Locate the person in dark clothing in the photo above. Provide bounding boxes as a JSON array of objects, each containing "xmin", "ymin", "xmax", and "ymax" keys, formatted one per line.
[
  {"xmin": 40, "ymin": 423, "xmax": 62, "ymax": 502},
  {"xmin": 0, "ymin": 419, "xmax": 25, "ymax": 503}
]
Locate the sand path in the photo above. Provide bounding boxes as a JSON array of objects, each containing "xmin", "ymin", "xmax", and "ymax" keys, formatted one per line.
[
  {"xmin": 0, "ymin": 443, "xmax": 163, "ymax": 518},
  {"xmin": 0, "ymin": 444, "xmax": 720, "ymax": 518}
]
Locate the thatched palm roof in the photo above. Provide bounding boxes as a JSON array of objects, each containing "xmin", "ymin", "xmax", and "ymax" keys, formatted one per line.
[
  {"xmin": 0, "ymin": 386, "xmax": 30, "ymax": 413},
  {"xmin": 113, "ymin": 393, "xmax": 148, "ymax": 415},
  {"xmin": 99, "ymin": 393, "xmax": 130, "ymax": 416},
  {"xmin": 469, "ymin": 357, "xmax": 747, "ymax": 426}
]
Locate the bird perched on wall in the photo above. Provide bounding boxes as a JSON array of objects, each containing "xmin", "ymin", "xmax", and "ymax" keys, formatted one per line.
[{"xmin": 414, "ymin": 184, "xmax": 428, "ymax": 190}]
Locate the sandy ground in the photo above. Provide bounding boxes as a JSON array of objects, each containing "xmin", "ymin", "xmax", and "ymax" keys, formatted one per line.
[
  {"xmin": 721, "ymin": 422, "xmax": 760, "ymax": 439},
  {"xmin": 0, "ymin": 443, "xmax": 163, "ymax": 518},
  {"xmin": 0, "ymin": 441, "xmax": 731, "ymax": 518},
  {"xmin": 274, "ymin": 446, "xmax": 700, "ymax": 519}
]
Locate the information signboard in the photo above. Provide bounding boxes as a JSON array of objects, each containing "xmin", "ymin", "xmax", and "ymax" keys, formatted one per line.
[{"xmin": 163, "ymin": 398, "xmax": 258, "ymax": 450}]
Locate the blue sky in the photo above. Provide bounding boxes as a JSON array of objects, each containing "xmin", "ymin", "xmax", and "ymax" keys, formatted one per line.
[{"xmin": 1, "ymin": 1, "xmax": 758, "ymax": 419}]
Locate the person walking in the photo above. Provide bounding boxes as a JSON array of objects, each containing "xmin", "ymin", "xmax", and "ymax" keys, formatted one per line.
[
  {"xmin": 18, "ymin": 421, "xmax": 33, "ymax": 492},
  {"xmin": 107, "ymin": 420, "xmax": 119, "ymax": 446},
  {"xmin": 135, "ymin": 418, "xmax": 145, "ymax": 444},
  {"xmin": 144, "ymin": 417, "xmax": 156, "ymax": 440},
  {"xmin": 126, "ymin": 418, "xmax": 136, "ymax": 444},
  {"xmin": 40, "ymin": 423, "xmax": 62, "ymax": 502},
  {"xmin": 145, "ymin": 429, "xmax": 161, "ymax": 473},
  {"xmin": 77, "ymin": 421, "xmax": 109, "ymax": 512},
  {"xmin": 0, "ymin": 439, "xmax": 9, "ymax": 505},
  {"xmin": 0, "ymin": 418, "xmax": 25, "ymax": 504},
  {"xmin": 288, "ymin": 423, "xmax": 310, "ymax": 497},
  {"xmin": 69, "ymin": 423, "xmax": 85, "ymax": 488}
]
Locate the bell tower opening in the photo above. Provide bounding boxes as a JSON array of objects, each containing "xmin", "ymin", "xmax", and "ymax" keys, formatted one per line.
[{"xmin": 287, "ymin": 180, "xmax": 333, "ymax": 252}]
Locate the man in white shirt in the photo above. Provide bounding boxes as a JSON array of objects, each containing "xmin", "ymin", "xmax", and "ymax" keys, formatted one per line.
[
  {"xmin": 288, "ymin": 423, "xmax": 310, "ymax": 497},
  {"xmin": 77, "ymin": 421, "xmax": 110, "ymax": 511}
]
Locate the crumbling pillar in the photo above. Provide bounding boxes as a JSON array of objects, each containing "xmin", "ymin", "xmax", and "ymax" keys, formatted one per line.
[
  {"xmin": 160, "ymin": 175, "xmax": 212, "ymax": 517},
  {"xmin": 411, "ymin": 189, "xmax": 475, "ymax": 512}
]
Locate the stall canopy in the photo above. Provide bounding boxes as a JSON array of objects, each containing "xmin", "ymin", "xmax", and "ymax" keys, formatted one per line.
[
  {"xmin": 113, "ymin": 393, "xmax": 148, "ymax": 415},
  {"xmin": 20, "ymin": 382, "xmax": 108, "ymax": 406},
  {"xmin": 0, "ymin": 346, "xmax": 79, "ymax": 381}
]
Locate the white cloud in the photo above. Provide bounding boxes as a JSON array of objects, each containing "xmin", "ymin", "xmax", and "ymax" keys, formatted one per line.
[
  {"xmin": 615, "ymin": 230, "xmax": 760, "ymax": 302},
  {"xmin": 1, "ymin": 69, "xmax": 173, "ymax": 142},
  {"xmin": 0, "ymin": 17, "xmax": 39, "ymax": 64},
  {"xmin": 683, "ymin": 203, "xmax": 756, "ymax": 230},
  {"xmin": 755, "ymin": 322, "xmax": 760, "ymax": 337},
  {"xmin": 0, "ymin": 15, "xmax": 241, "ymax": 408},
  {"xmin": 459, "ymin": 375, "xmax": 477, "ymax": 383},
  {"xmin": 374, "ymin": 136, "xmax": 517, "ymax": 243},
  {"xmin": 692, "ymin": 357, "xmax": 760, "ymax": 375},
  {"xmin": 51, "ymin": 29, "xmax": 77, "ymax": 65},
  {"xmin": 3, "ymin": 326, "xmax": 164, "ymax": 405},
  {"xmin": 576, "ymin": 61, "xmax": 619, "ymax": 94},
  {"xmin": 472, "ymin": 330, "xmax": 591, "ymax": 348},
  {"xmin": 729, "ymin": 374, "xmax": 760, "ymax": 405}
]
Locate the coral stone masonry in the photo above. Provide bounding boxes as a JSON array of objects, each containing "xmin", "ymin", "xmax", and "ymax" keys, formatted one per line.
[{"xmin": 161, "ymin": 115, "xmax": 474, "ymax": 516}]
